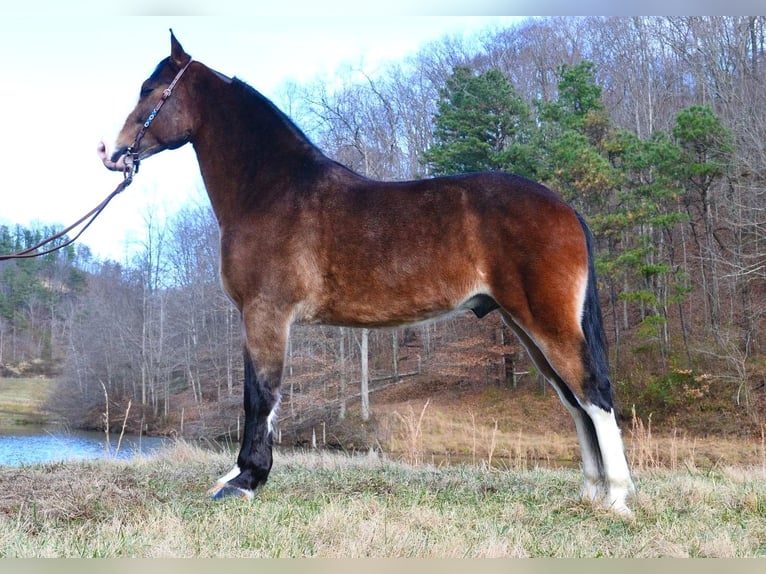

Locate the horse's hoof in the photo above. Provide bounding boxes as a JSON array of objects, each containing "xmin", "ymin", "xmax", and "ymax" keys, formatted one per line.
[
  {"xmin": 604, "ymin": 498, "xmax": 633, "ymax": 518},
  {"xmin": 209, "ymin": 483, "xmax": 254, "ymax": 501}
]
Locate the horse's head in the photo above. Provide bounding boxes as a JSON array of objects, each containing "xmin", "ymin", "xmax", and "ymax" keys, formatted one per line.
[{"xmin": 99, "ymin": 31, "xmax": 197, "ymax": 172}]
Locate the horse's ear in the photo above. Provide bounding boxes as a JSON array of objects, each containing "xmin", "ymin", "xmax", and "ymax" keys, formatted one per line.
[{"xmin": 170, "ymin": 29, "xmax": 190, "ymax": 66}]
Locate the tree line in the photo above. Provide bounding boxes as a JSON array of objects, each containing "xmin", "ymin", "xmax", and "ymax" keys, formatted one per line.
[{"xmin": 1, "ymin": 17, "xmax": 764, "ymax": 439}]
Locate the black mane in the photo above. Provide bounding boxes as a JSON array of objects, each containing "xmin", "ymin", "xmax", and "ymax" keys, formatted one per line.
[{"xmin": 231, "ymin": 77, "xmax": 320, "ymax": 153}]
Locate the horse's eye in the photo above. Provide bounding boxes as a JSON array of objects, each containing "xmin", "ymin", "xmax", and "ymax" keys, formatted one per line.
[{"xmin": 140, "ymin": 85, "xmax": 155, "ymax": 98}]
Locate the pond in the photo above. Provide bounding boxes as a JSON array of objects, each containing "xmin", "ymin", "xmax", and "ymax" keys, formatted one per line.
[{"xmin": 0, "ymin": 427, "xmax": 172, "ymax": 466}]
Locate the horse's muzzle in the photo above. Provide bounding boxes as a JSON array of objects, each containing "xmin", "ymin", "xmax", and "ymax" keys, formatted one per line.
[{"xmin": 97, "ymin": 141, "xmax": 129, "ymax": 172}]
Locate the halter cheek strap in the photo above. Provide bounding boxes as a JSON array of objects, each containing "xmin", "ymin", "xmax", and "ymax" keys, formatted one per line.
[{"xmin": 125, "ymin": 57, "xmax": 193, "ymax": 174}]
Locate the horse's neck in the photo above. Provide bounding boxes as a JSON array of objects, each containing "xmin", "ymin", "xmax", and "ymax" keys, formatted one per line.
[{"xmin": 192, "ymin": 79, "xmax": 324, "ymax": 219}]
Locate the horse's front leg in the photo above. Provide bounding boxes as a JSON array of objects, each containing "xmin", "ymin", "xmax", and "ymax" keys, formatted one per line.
[{"xmin": 208, "ymin": 305, "xmax": 289, "ymax": 500}]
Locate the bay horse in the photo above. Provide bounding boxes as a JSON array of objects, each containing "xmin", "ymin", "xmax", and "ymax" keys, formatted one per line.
[{"xmin": 99, "ymin": 32, "xmax": 634, "ymax": 515}]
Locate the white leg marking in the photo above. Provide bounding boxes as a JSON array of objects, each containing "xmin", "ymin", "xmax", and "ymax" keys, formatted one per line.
[
  {"xmin": 533, "ymin": 375, "xmax": 604, "ymax": 502},
  {"xmin": 267, "ymin": 396, "xmax": 281, "ymax": 435},
  {"xmin": 217, "ymin": 464, "xmax": 241, "ymax": 485},
  {"xmin": 528, "ymin": 370, "xmax": 605, "ymax": 503},
  {"xmin": 207, "ymin": 463, "xmax": 245, "ymax": 498},
  {"xmin": 583, "ymin": 404, "xmax": 635, "ymax": 515},
  {"xmin": 569, "ymin": 407, "xmax": 605, "ymax": 503}
]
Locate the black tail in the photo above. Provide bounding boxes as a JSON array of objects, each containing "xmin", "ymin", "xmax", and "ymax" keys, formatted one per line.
[{"xmin": 576, "ymin": 211, "xmax": 613, "ymax": 411}]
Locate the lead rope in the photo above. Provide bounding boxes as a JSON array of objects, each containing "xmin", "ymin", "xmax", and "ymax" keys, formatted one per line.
[
  {"xmin": 0, "ymin": 170, "xmax": 135, "ymax": 261},
  {"xmin": 0, "ymin": 57, "xmax": 192, "ymax": 262}
]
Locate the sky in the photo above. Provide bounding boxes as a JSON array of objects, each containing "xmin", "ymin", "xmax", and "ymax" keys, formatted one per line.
[{"xmin": 0, "ymin": 15, "xmax": 525, "ymax": 262}]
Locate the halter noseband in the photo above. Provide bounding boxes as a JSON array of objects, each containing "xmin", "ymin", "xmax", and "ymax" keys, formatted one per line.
[{"xmin": 124, "ymin": 57, "xmax": 193, "ymax": 176}]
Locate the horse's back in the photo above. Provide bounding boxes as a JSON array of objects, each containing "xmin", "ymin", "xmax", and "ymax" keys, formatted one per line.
[
  {"xmin": 325, "ymin": 169, "xmax": 586, "ymax": 280},
  {"xmin": 298, "ymin": 168, "xmax": 587, "ymax": 328}
]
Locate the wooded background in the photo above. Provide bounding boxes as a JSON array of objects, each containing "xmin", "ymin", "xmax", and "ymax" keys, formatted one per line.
[{"xmin": 1, "ymin": 17, "xmax": 764, "ymax": 441}]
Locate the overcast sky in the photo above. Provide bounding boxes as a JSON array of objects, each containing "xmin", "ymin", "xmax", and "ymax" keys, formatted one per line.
[{"xmin": 0, "ymin": 15, "xmax": 524, "ymax": 262}]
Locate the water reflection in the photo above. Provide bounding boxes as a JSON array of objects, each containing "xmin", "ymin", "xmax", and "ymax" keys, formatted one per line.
[{"xmin": 0, "ymin": 427, "xmax": 171, "ymax": 466}]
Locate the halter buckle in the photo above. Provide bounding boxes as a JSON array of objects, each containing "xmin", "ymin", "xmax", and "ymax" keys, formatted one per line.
[{"xmin": 124, "ymin": 146, "xmax": 140, "ymax": 178}]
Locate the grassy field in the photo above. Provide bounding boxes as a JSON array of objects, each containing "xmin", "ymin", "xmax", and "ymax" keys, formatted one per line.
[
  {"xmin": 0, "ymin": 442, "xmax": 765, "ymax": 557},
  {"xmin": 0, "ymin": 377, "xmax": 54, "ymax": 428}
]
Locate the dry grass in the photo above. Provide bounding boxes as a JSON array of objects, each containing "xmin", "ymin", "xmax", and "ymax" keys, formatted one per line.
[
  {"xmin": 391, "ymin": 399, "xmax": 431, "ymax": 465},
  {"xmin": 380, "ymin": 399, "xmax": 580, "ymax": 470},
  {"xmin": 0, "ymin": 377, "xmax": 54, "ymax": 427},
  {"xmin": 627, "ymin": 406, "xmax": 766, "ymax": 473},
  {"xmin": 1, "ymin": 441, "xmax": 765, "ymax": 557},
  {"xmin": 379, "ymin": 399, "xmax": 766, "ymax": 475}
]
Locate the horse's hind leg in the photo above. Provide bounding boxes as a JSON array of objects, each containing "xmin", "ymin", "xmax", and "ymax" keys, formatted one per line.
[
  {"xmin": 497, "ymin": 291, "xmax": 634, "ymax": 514},
  {"xmin": 500, "ymin": 313, "xmax": 606, "ymax": 504},
  {"xmin": 545, "ymin": 338, "xmax": 632, "ymax": 513},
  {"xmin": 208, "ymin": 303, "xmax": 288, "ymax": 500},
  {"xmin": 580, "ymin": 402, "xmax": 634, "ymax": 513}
]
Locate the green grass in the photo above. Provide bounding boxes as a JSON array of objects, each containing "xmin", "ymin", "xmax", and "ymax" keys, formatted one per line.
[
  {"xmin": 0, "ymin": 377, "xmax": 54, "ymax": 427},
  {"xmin": 0, "ymin": 442, "xmax": 765, "ymax": 557}
]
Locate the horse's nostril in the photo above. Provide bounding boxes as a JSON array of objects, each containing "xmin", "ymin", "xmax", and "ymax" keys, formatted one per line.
[{"xmin": 110, "ymin": 147, "xmax": 128, "ymax": 163}]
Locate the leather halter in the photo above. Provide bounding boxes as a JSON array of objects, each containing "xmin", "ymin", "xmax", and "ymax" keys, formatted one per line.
[{"xmin": 125, "ymin": 57, "xmax": 194, "ymax": 175}]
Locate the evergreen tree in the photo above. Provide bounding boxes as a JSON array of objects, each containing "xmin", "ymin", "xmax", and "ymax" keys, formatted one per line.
[
  {"xmin": 537, "ymin": 61, "xmax": 617, "ymax": 212},
  {"xmin": 611, "ymin": 130, "xmax": 692, "ymax": 366},
  {"xmin": 672, "ymin": 105, "xmax": 733, "ymax": 343},
  {"xmin": 0, "ymin": 224, "xmax": 85, "ymax": 366},
  {"xmin": 423, "ymin": 66, "xmax": 536, "ymax": 177}
]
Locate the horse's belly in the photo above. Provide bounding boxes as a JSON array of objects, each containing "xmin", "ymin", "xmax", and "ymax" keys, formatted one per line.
[{"xmin": 308, "ymin": 274, "xmax": 490, "ymax": 328}]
